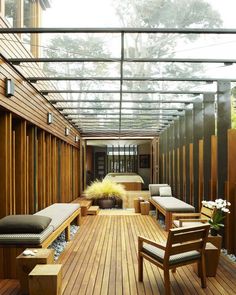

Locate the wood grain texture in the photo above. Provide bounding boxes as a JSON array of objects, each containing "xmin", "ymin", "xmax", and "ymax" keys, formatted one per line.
[
  {"xmin": 0, "ymin": 17, "xmax": 80, "ymax": 147},
  {"xmin": 226, "ymin": 129, "xmax": 236, "ymax": 253},
  {"xmin": 14, "ymin": 119, "xmax": 27, "ymax": 214},
  {"xmin": 210, "ymin": 135, "xmax": 217, "ymax": 200},
  {"xmin": 0, "ymin": 112, "xmax": 12, "ymax": 218},
  {"xmin": 198, "ymin": 140, "xmax": 204, "ymax": 211},
  {"xmin": 2, "ymin": 214, "xmax": 236, "ymax": 294}
]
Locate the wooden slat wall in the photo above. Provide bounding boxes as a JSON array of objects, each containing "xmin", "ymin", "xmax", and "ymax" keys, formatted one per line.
[
  {"xmin": 210, "ymin": 135, "xmax": 217, "ymax": 200},
  {"xmin": 0, "ymin": 16, "xmax": 81, "ymax": 216},
  {"xmin": 38, "ymin": 129, "xmax": 46, "ymax": 210},
  {"xmin": 182, "ymin": 145, "xmax": 186, "ymax": 202},
  {"xmin": 198, "ymin": 139, "xmax": 204, "ymax": 210},
  {"xmin": 0, "ymin": 17, "xmax": 80, "ymax": 148},
  {"xmin": 14, "ymin": 119, "xmax": 27, "ymax": 214},
  {"xmin": 0, "ymin": 111, "xmax": 80, "ymax": 218},
  {"xmin": 189, "ymin": 143, "xmax": 194, "ymax": 206},
  {"xmin": 159, "ymin": 128, "xmax": 236, "ymax": 255},
  {"xmin": 226, "ymin": 129, "xmax": 236, "ymax": 253},
  {"xmin": 27, "ymin": 126, "xmax": 35, "ymax": 213},
  {"xmin": 0, "ymin": 112, "xmax": 12, "ymax": 218}
]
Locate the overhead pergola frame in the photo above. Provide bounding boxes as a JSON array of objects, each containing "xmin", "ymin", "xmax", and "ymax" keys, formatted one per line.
[{"xmin": 1, "ymin": 27, "xmax": 236, "ymax": 137}]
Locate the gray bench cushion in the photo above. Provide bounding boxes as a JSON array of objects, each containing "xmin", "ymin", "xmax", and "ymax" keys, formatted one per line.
[
  {"xmin": 35, "ymin": 203, "xmax": 80, "ymax": 231},
  {"xmin": 152, "ymin": 197, "xmax": 195, "ymax": 212},
  {"xmin": 0, "ymin": 203, "xmax": 80, "ymax": 245},
  {"xmin": 142, "ymin": 243, "xmax": 200, "ymax": 265},
  {"xmin": 0, "ymin": 215, "xmax": 52, "ymax": 234},
  {"xmin": 0, "ymin": 226, "xmax": 53, "ymax": 245}
]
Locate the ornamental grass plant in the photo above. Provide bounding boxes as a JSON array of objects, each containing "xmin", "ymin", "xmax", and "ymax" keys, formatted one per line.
[{"xmin": 85, "ymin": 179, "xmax": 127, "ymax": 201}]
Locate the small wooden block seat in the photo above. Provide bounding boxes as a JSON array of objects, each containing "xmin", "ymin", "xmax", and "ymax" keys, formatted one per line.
[
  {"xmin": 87, "ymin": 206, "xmax": 100, "ymax": 215},
  {"xmin": 17, "ymin": 248, "xmax": 54, "ymax": 294},
  {"xmin": 29, "ymin": 264, "xmax": 62, "ymax": 295},
  {"xmin": 140, "ymin": 201, "xmax": 150, "ymax": 215},
  {"xmin": 134, "ymin": 198, "xmax": 144, "ymax": 213}
]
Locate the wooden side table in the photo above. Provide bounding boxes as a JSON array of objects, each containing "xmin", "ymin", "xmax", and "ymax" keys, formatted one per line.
[
  {"xmin": 193, "ymin": 239, "xmax": 221, "ymax": 277},
  {"xmin": 16, "ymin": 248, "xmax": 54, "ymax": 294},
  {"xmin": 140, "ymin": 201, "xmax": 150, "ymax": 215},
  {"xmin": 29, "ymin": 264, "xmax": 62, "ymax": 295}
]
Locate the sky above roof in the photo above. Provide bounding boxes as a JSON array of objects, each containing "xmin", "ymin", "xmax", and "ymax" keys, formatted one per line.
[{"xmin": 42, "ymin": 0, "xmax": 236, "ymax": 28}]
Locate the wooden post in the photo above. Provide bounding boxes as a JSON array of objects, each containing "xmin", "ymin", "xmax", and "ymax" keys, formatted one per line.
[
  {"xmin": 0, "ymin": 112, "xmax": 12, "ymax": 218},
  {"xmin": 14, "ymin": 119, "xmax": 27, "ymax": 214}
]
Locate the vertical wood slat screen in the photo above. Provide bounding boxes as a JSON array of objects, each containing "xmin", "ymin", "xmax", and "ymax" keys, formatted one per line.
[
  {"xmin": 226, "ymin": 129, "xmax": 236, "ymax": 253},
  {"xmin": 210, "ymin": 135, "xmax": 218, "ymax": 200},
  {"xmin": 14, "ymin": 119, "xmax": 27, "ymax": 214},
  {"xmin": 0, "ymin": 111, "xmax": 80, "ymax": 218},
  {"xmin": 198, "ymin": 139, "xmax": 204, "ymax": 210}
]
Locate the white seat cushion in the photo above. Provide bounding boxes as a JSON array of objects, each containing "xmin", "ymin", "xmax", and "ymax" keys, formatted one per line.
[
  {"xmin": 142, "ymin": 243, "xmax": 200, "ymax": 265},
  {"xmin": 149, "ymin": 184, "xmax": 169, "ymax": 196},
  {"xmin": 159, "ymin": 186, "xmax": 172, "ymax": 197},
  {"xmin": 152, "ymin": 197, "xmax": 195, "ymax": 212},
  {"xmin": 35, "ymin": 203, "xmax": 80, "ymax": 231},
  {"xmin": 173, "ymin": 220, "xmax": 206, "ymax": 228}
]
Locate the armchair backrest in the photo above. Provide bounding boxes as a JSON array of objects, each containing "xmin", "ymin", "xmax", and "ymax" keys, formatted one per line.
[
  {"xmin": 200, "ymin": 206, "xmax": 215, "ymax": 220},
  {"xmin": 164, "ymin": 224, "xmax": 210, "ymax": 264}
]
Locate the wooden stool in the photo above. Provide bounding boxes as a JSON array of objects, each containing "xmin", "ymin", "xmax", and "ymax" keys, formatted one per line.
[
  {"xmin": 29, "ymin": 264, "xmax": 62, "ymax": 295},
  {"xmin": 16, "ymin": 248, "xmax": 54, "ymax": 294},
  {"xmin": 87, "ymin": 205, "xmax": 100, "ymax": 215},
  {"xmin": 140, "ymin": 201, "xmax": 150, "ymax": 215},
  {"xmin": 134, "ymin": 198, "xmax": 144, "ymax": 213}
]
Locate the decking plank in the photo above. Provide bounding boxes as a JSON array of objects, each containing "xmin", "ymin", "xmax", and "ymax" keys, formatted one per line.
[{"xmin": 2, "ymin": 214, "xmax": 236, "ymax": 295}]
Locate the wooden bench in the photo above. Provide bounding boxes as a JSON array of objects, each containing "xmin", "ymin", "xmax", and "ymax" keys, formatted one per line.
[
  {"xmin": 149, "ymin": 197, "xmax": 195, "ymax": 231},
  {"xmin": 0, "ymin": 204, "xmax": 81, "ymax": 279}
]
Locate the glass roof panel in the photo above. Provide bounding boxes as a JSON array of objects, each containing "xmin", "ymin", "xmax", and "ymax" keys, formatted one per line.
[{"xmin": 2, "ymin": 0, "xmax": 236, "ymax": 136}]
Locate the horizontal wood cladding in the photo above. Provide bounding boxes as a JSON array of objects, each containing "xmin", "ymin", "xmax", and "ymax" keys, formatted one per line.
[
  {"xmin": 0, "ymin": 17, "xmax": 80, "ymax": 147},
  {"xmin": 0, "ymin": 63, "xmax": 79, "ymax": 148}
]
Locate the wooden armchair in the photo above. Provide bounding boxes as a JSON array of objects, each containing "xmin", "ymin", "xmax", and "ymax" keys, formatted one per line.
[
  {"xmin": 172, "ymin": 205, "xmax": 215, "ymax": 228},
  {"xmin": 138, "ymin": 224, "xmax": 210, "ymax": 295}
]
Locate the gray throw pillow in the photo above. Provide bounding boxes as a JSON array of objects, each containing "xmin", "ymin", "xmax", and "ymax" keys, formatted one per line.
[{"xmin": 0, "ymin": 215, "xmax": 52, "ymax": 234}]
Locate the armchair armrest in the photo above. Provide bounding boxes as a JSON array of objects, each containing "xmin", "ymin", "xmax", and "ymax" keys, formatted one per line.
[
  {"xmin": 172, "ymin": 213, "xmax": 201, "ymax": 220},
  {"xmin": 138, "ymin": 235, "xmax": 166, "ymax": 250}
]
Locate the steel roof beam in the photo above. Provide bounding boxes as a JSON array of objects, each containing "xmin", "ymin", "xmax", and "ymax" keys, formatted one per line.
[
  {"xmin": 50, "ymin": 99, "xmax": 192, "ymax": 103},
  {"xmin": 62, "ymin": 112, "xmax": 181, "ymax": 116},
  {"xmin": 58, "ymin": 106, "xmax": 185, "ymax": 111},
  {"xmin": 9, "ymin": 57, "xmax": 236, "ymax": 64},
  {"xmin": 2, "ymin": 27, "xmax": 236, "ymax": 34},
  {"xmin": 27, "ymin": 76, "xmax": 222, "ymax": 82},
  {"xmin": 41, "ymin": 90, "xmax": 213, "ymax": 95}
]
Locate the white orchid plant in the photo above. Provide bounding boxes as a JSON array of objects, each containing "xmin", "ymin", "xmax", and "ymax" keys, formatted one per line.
[{"xmin": 202, "ymin": 199, "xmax": 231, "ymax": 231}]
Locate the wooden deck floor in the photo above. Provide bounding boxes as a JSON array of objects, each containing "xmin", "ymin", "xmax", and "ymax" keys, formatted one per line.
[{"xmin": 1, "ymin": 214, "xmax": 236, "ymax": 295}]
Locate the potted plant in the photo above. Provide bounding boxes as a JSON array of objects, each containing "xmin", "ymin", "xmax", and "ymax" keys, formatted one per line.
[
  {"xmin": 84, "ymin": 179, "xmax": 127, "ymax": 209},
  {"xmin": 202, "ymin": 199, "xmax": 231, "ymax": 236}
]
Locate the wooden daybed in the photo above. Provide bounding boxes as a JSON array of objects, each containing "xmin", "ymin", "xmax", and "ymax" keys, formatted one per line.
[
  {"xmin": 149, "ymin": 196, "xmax": 195, "ymax": 231},
  {"xmin": 104, "ymin": 173, "xmax": 144, "ymax": 191},
  {"xmin": 0, "ymin": 203, "xmax": 81, "ymax": 279}
]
